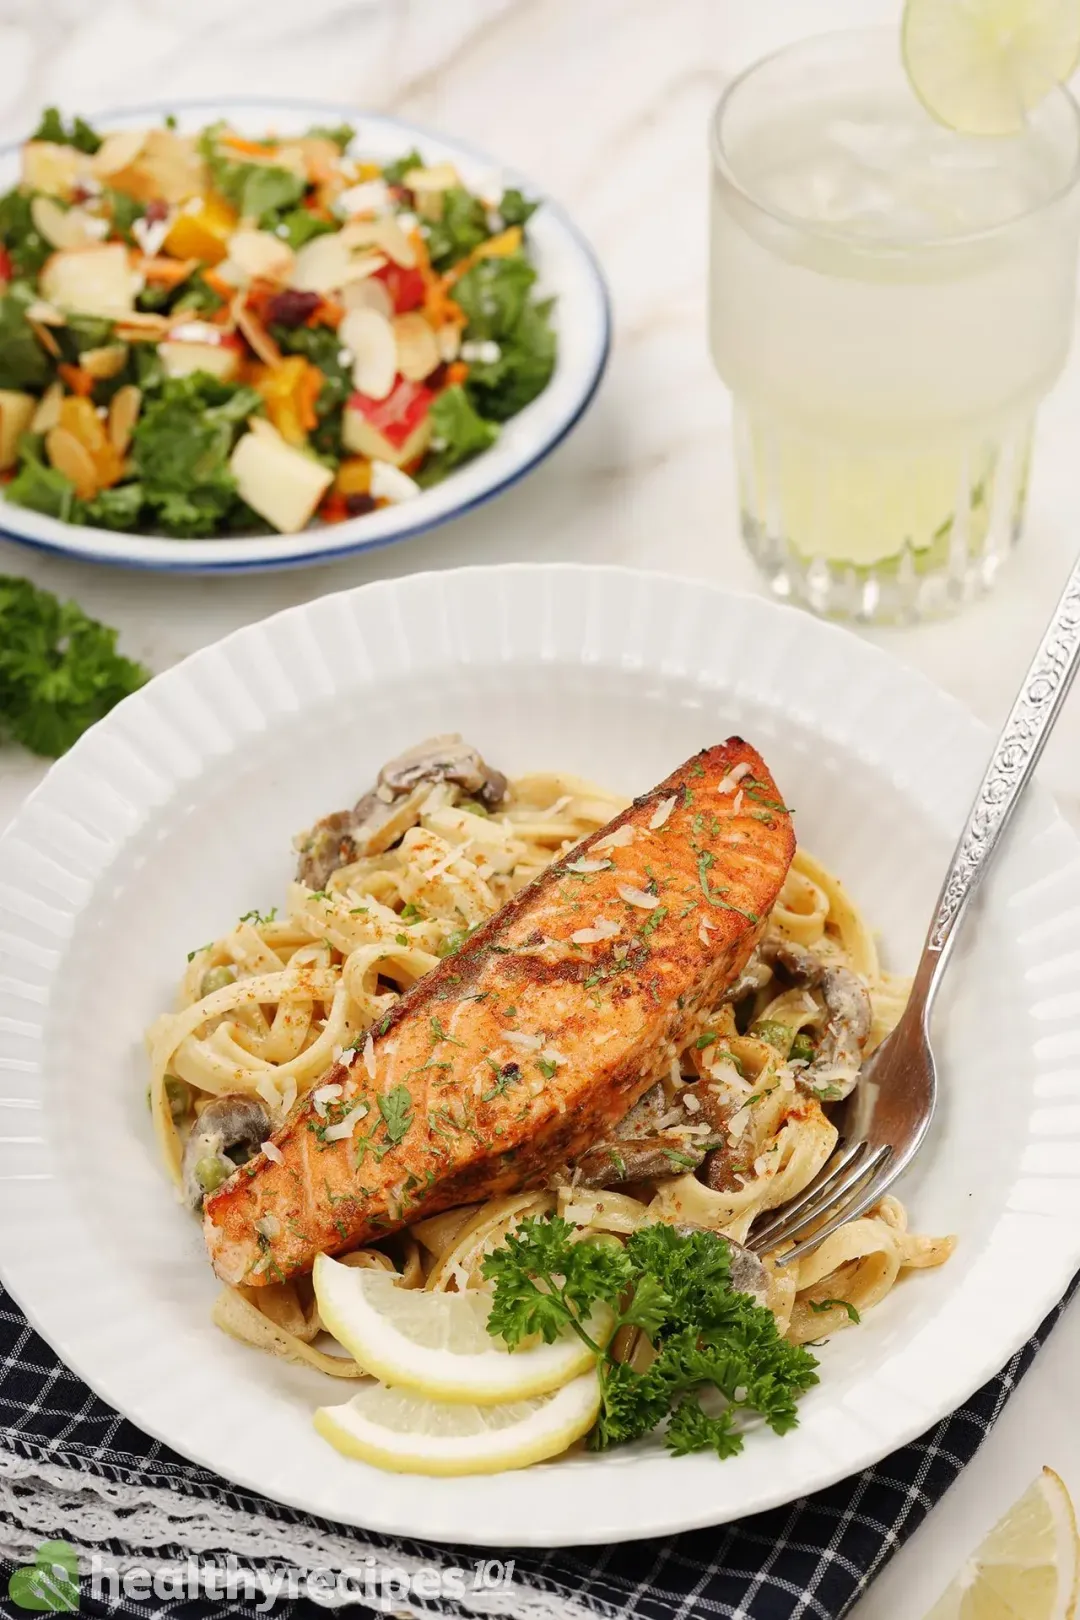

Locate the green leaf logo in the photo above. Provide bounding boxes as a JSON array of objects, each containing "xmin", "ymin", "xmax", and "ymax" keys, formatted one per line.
[{"xmin": 7, "ymin": 1541, "xmax": 79, "ymax": 1612}]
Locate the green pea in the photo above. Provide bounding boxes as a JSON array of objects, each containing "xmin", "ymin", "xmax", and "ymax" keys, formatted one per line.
[
  {"xmin": 749, "ymin": 1019, "xmax": 794, "ymax": 1057},
  {"xmin": 201, "ymin": 964, "xmax": 236, "ymax": 997},
  {"xmin": 789, "ymin": 1032, "xmax": 816, "ymax": 1065},
  {"xmin": 458, "ymin": 799, "xmax": 490, "ymax": 818},
  {"xmin": 164, "ymin": 1075, "xmax": 192, "ymax": 1120},
  {"xmin": 195, "ymin": 1155, "xmax": 229, "ymax": 1194}
]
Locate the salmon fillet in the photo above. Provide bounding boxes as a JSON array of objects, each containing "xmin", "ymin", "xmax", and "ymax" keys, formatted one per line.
[{"xmin": 204, "ymin": 739, "xmax": 794, "ymax": 1286}]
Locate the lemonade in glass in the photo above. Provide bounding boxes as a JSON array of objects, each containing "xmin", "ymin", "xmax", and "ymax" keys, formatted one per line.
[{"xmin": 709, "ymin": 28, "xmax": 1080, "ymax": 622}]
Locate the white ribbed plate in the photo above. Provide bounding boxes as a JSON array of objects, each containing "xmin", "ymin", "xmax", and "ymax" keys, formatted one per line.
[
  {"xmin": 1, "ymin": 564, "xmax": 1079, "ymax": 1547},
  {"xmin": 0, "ymin": 99, "xmax": 609, "ymax": 574}
]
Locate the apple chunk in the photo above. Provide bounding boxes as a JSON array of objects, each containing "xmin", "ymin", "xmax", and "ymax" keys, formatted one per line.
[
  {"xmin": 229, "ymin": 426, "xmax": 333, "ymax": 534},
  {"xmin": 0, "ymin": 390, "xmax": 36, "ymax": 470},
  {"xmin": 342, "ymin": 379, "xmax": 434, "ymax": 468},
  {"xmin": 158, "ymin": 340, "xmax": 242, "ymax": 382},
  {"xmin": 40, "ymin": 243, "xmax": 139, "ymax": 317}
]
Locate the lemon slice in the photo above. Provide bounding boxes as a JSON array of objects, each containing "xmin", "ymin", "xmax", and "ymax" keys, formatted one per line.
[
  {"xmin": 313, "ymin": 1254, "xmax": 611, "ymax": 1403},
  {"xmin": 315, "ymin": 1370, "xmax": 601, "ymax": 1475},
  {"xmin": 925, "ymin": 1467, "xmax": 1079, "ymax": 1620},
  {"xmin": 902, "ymin": 0, "xmax": 1080, "ymax": 134}
]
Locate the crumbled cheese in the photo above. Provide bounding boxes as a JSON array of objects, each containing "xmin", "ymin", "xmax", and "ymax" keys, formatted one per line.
[
  {"xmin": 593, "ymin": 823, "xmax": 635, "ymax": 852},
  {"xmin": 337, "ymin": 346, "xmax": 353, "ymax": 367},
  {"xmin": 260, "ymin": 1140, "xmax": 284, "ymax": 1165},
  {"xmin": 396, "ymin": 210, "xmax": 419, "ymax": 233},
  {"xmin": 370, "ymin": 460, "xmax": 421, "ymax": 503},
  {"xmin": 649, "ymin": 794, "xmax": 678, "ymax": 831},
  {"xmin": 460, "ymin": 339, "xmax": 501, "ymax": 364},
  {"xmin": 132, "ymin": 214, "xmax": 171, "ymax": 256},
  {"xmin": 169, "ymin": 319, "xmax": 221, "ymax": 345},
  {"xmin": 618, "ymin": 884, "xmax": 659, "ymax": 910}
]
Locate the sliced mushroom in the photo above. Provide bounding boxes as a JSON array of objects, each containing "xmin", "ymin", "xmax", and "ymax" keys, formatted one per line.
[
  {"xmin": 570, "ymin": 1082, "xmax": 727, "ymax": 1188},
  {"xmin": 755, "ymin": 935, "xmax": 873, "ymax": 1101},
  {"xmin": 294, "ymin": 736, "xmax": 508, "ymax": 888},
  {"xmin": 181, "ymin": 1094, "xmax": 272, "ymax": 1210}
]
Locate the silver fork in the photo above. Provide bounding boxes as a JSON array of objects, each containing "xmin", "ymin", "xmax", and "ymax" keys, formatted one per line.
[{"xmin": 749, "ymin": 555, "xmax": 1080, "ymax": 1269}]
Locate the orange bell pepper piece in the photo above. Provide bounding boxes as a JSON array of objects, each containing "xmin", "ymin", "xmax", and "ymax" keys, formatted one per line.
[
  {"xmin": 445, "ymin": 361, "xmax": 469, "ymax": 387},
  {"xmin": 58, "ymin": 396, "xmax": 125, "ymax": 487},
  {"xmin": 334, "ymin": 457, "xmax": 372, "ymax": 497},
  {"xmin": 162, "ymin": 193, "xmax": 238, "ymax": 267}
]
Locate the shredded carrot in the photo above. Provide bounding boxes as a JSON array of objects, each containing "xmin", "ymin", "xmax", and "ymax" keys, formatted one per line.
[
  {"xmin": 137, "ymin": 255, "xmax": 198, "ymax": 286},
  {"xmin": 445, "ymin": 361, "xmax": 469, "ymax": 386},
  {"xmin": 202, "ymin": 267, "xmax": 236, "ymax": 301},
  {"xmin": 221, "ymin": 134, "xmax": 279, "ymax": 158},
  {"xmin": 57, "ymin": 364, "xmax": 94, "ymax": 397},
  {"xmin": 310, "ymin": 296, "xmax": 343, "ymax": 330}
]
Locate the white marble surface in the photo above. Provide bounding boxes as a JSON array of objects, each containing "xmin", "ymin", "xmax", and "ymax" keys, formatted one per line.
[{"xmin": 1, "ymin": 0, "xmax": 1079, "ymax": 1610}]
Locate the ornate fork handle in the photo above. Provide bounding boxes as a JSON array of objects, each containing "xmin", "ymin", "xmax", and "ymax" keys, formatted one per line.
[{"xmin": 916, "ymin": 557, "xmax": 1080, "ymax": 1004}]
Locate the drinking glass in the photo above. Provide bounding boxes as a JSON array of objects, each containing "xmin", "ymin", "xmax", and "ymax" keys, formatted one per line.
[{"xmin": 709, "ymin": 30, "xmax": 1080, "ymax": 623}]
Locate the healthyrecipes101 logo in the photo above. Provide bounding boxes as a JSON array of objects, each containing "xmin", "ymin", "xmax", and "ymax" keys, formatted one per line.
[
  {"xmin": 7, "ymin": 1542, "xmax": 518, "ymax": 1612},
  {"xmin": 8, "ymin": 1541, "xmax": 80, "ymax": 1612}
]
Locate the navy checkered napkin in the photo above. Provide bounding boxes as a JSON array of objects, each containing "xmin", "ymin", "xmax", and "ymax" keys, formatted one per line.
[{"xmin": 0, "ymin": 1281, "xmax": 1075, "ymax": 1620}]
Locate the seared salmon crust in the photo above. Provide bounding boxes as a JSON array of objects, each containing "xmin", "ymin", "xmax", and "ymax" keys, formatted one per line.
[{"xmin": 204, "ymin": 739, "xmax": 795, "ymax": 1285}]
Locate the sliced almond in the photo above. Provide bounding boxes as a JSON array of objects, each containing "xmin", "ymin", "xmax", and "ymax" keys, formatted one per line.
[
  {"xmin": 45, "ymin": 426, "xmax": 99, "ymax": 499},
  {"xmin": 25, "ymin": 300, "xmax": 65, "ymax": 327},
  {"xmin": 342, "ymin": 217, "xmax": 416, "ymax": 269},
  {"xmin": 27, "ymin": 318, "xmax": 62, "ymax": 359},
  {"xmin": 31, "ymin": 382, "xmax": 64, "ymax": 435},
  {"xmin": 435, "ymin": 322, "xmax": 461, "ymax": 363},
  {"xmin": 21, "ymin": 141, "xmax": 86, "ymax": 198},
  {"xmin": 226, "ymin": 228, "xmax": 295, "ymax": 286},
  {"xmin": 80, "ymin": 344, "xmax": 128, "ymax": 381},
  {"xmin": 340, "ymin": 277, "xmax": 394, "ymax": 319},
  {"xmin": 108, "ymin": 385, "xmax": 142, "ymax": 455},
  {"xmin": 339, "ymin": 307, "xmax": 397, "ymax": 400},
  {"xmin": 31, "ymin": 195, "xmax": 94, "ymax": 251},
  {"xmin": 92, "ymin": 128, "xmax": 148, "ymax": 178},
  {"xmin": 235, "ymin": 300, "xmax": 282, "ymax": 368},
  {"xmin": 393, "ymin": 312, "xmax": 439, "ymax": 382},
  {"xmin": 290, "ymin": 230, "xmax": 386, "ymax": 294}
]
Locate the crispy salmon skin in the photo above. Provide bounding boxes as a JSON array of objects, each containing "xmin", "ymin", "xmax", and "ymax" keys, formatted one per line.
[{"xmin": 204, "ymin": 739, "xmax": 795, "ymax": 1286}]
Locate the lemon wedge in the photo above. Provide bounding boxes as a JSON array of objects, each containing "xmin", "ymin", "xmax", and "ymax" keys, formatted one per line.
[
  {"xmin": 925, "ymin": 1467, "xmax": 1079, "ymax": 1620},
  {"xmin": 315, "ymin": 1371, "xmax": 601, "ymax": 1476},
  {"xmin": 902, "ymin": 0, "xmax": 1080, "ymax": 134},
  {"xmin": 313, "ymin": 1254, "xmax": 612, "ymax": 1403}
]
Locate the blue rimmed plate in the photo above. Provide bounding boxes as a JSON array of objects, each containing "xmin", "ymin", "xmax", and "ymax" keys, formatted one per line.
[{"xmin": 0, "ymin": 98, "xmax": 610, "ymax": 573}]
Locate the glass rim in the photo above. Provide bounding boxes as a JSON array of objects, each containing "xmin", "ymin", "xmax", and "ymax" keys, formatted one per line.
[{"xmin": 709, "ymin": 26, "xmax": 1080, "ymax": 252}]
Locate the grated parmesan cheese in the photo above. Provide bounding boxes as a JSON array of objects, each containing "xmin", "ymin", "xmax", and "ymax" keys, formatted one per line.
[
  {"xmin": 618, "ymin": 884, "xmax": 659, "ymax": 910},
  {"xmin": 323, "ymin": 1100, "xmax": 370, "ymax": 1142},
  {"xmin": 571, "ymin": 918, "xmax": 619, "ymax": 944},
  {"xmin": 716, "ymin": 761, "xmax": 752, "ymax": 795},
  {"xmin": 260, "ymin": 1140, "xmax": 284, "ymax": 1165},
  {"xmin": 363, "ymin": 1031, "xmax": 376, "ymax": 1078},
  {"xmin": 565, "ymin": 857, "xmax": 612, "ymax": 875},
  {"xmin": 593, "ymin": 823, "xmax": 635, "ymax": 852},
  {"xmin": 649, "ymin": 794, "xmax": 678, "ymax": 831}
]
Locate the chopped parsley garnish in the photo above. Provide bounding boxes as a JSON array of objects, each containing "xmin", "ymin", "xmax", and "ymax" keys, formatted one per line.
[
  {"xmin": 430, "ymin": 1016, "xmax": 465, "ymax": 1048},
  {"xmin": 639, "ymin": 904, "xmax": 668, "ymax": 939},
  {"xmin": 186, "ymin": 941, "xmax": 213, "ymax": 962},
  {"xmin": 239, "ymin": 905, "xmax": 278, "ymax": 926},
  {"xmin": 537, "ymin": 1056, "xmax": 558, "ymax": 1080},
  {"xmin": 696, "ymin": 1031, "xmax": 720, "ymax": 1050},
  {"xmin": 482, "ymin": 1217, "xmax": 818, "ymax": 1457},
  {"xmin": 377, "ymin": 1085, "xmax": 414, "ymax": 1144},
  {"xmin": 696, "ymin": 852, "xmax": 758, "ymax": 923},
  {"xmin": 395, "ymin": 933, "xmax": 409, "ymax": 947},
  {"xmin": 809, "ymin": 1298, "xmax": 861, "ymax": 1325}
]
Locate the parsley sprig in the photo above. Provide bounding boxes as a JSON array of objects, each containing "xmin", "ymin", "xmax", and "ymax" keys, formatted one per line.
[{"xmin": 482, "ymin": 1217, "xmax": 818, "ymax": 1458}]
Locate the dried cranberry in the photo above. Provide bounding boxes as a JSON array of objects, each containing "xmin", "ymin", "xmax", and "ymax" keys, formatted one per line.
[
  {"xmin": 426, "ymin": 362, "xmax": 449, "ymax": 392},
  {"xmin": 144, "ymin": 199, "xmax": 170, "ymax": 223},
  {"xmin": 265, "ymin": 289, "xmax": 323, "ymax": 327},
  {"xmin": 345, "ymin": 492, "xmax": 377, "ymax": 517}
]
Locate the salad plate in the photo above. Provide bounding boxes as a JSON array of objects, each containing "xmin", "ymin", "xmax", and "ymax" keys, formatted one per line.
[
  {"xmin": 0, "ymin": 98, "xmax": 609, "ymax": 573},
  {"xmin": 0, "ymin": 563, "xmax": 1079, "ymax": 1546}
]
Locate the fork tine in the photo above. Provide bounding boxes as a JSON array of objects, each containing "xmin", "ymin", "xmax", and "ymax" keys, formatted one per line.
[
  {"xmin": 772, "ymin": 1150, "xmax": 896, "ymax": 1267},
  {"xmin": 747, "ymin": 1140, "xmax": 871, "ymax": 1252},
  {"xmin": 751, "ymin": 1142, "xmax": 893, "ymax": 1256}
]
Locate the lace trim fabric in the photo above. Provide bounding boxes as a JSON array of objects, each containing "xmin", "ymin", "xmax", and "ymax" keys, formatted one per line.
[{"xmin": 0, "ymin": 1447, "xmax": 603, "ymax": 1620}]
